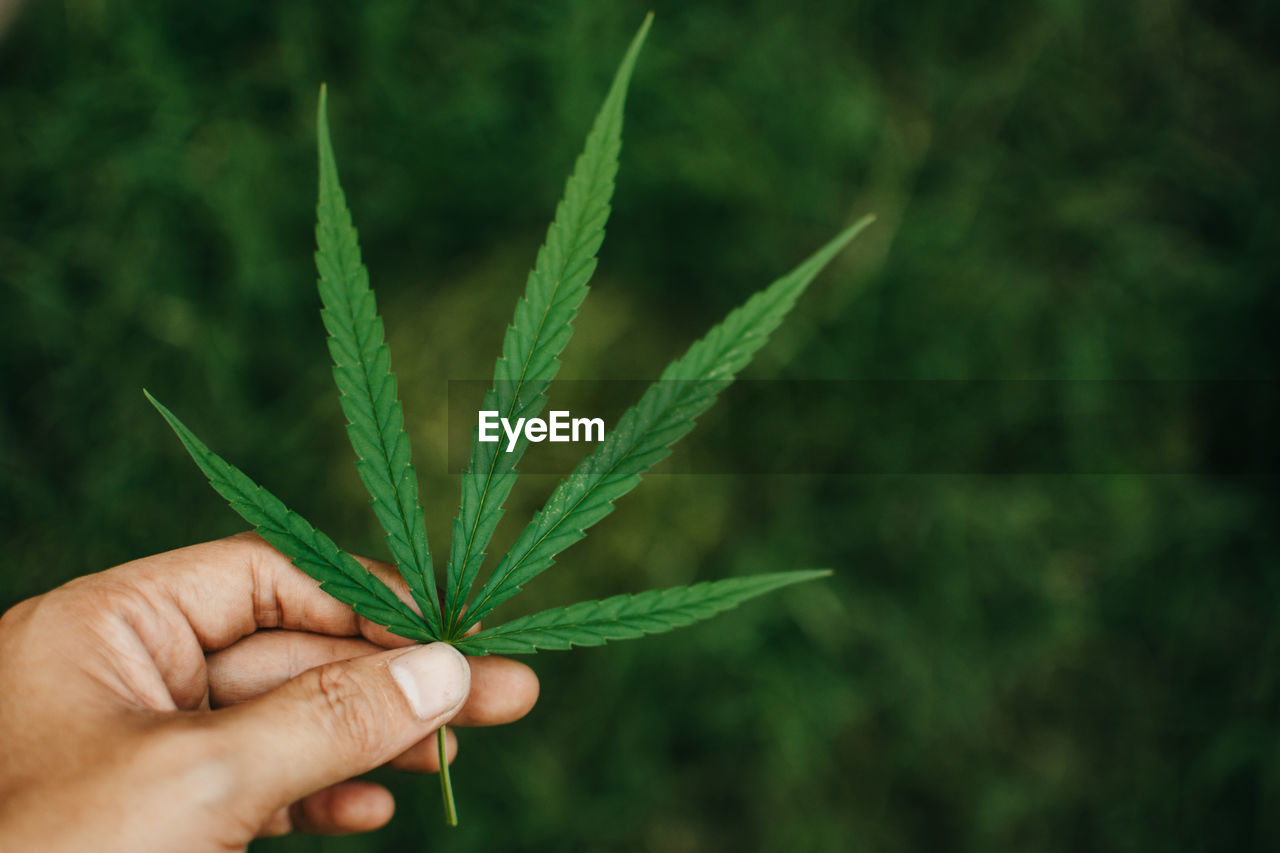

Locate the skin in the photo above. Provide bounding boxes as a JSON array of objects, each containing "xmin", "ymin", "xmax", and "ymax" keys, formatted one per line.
[{"xmin": 0, "ymin": 532, "xmax": 540, "ymax": 851}]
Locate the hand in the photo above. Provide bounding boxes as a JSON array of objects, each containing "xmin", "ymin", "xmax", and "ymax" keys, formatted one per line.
[{"xmin": 0, "ymin": 532, "xmax": 539, "ymax": 851}]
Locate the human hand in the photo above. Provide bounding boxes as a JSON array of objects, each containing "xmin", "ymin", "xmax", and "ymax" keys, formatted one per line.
[{"xmin": 0, "ymin": 532, "xmax": 539, "ymax": 851}]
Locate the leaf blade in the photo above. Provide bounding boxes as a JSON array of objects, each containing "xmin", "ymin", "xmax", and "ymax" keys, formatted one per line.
[
  {"xmin": 443, "ymin": 13, "xmax": 653, "ymax": 634},
  {"xmin": 316, "ymin": 86, "xmax": 441, "ymax": 638},
  {"xmin": 462, "ymin": 217, "xmax": 873, "ymax": 628},
  {"xmin": 453, "ymin": 570, "xmax": 830, "ymax": 655},
  {"xmin": 144, "ymin": 390, "xmax": 432, "ymax": 642}
]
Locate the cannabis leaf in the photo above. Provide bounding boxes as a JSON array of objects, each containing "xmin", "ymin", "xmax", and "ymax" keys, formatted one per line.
[
  {"xmin": 144, "ymin": 13, "xmax": 872, "ymax": 828},
  {"xmin": 459, "ymin": 215, "xmax": 874, "ymax": 629},
  {"xmin": 443, "ymin": 15, "xmax": 652, "ymax": 634},
  {"xmin": 315, "ymin": 85, "xmax": 441, "ymax": 638},
  {"xmin": 453, "ymin": 571, "xmax": 830, "ymax": 655},
  {"xmin": 144, "ymin": 391, "xmax": 431, "ymax": 642}
]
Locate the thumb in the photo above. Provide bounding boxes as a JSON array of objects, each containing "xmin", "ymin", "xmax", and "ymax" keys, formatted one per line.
[{"xmin": 211, "ymin": 642, "xmax": 470, "ymax": 808}]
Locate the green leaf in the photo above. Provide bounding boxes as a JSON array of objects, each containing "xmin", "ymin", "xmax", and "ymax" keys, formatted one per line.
[
  {"xmin": 453, "ymin": 570, "xmax": 830, "ymax": 655},
  {"xmin": 316, "ymin": 86, "xmax": 441, "ymax": 638},
  {"xmin": 443, "ymin": 13, "xmax": 653, "ymax": 636},
  {"xmin": 144, "ymin": 390, "xmax": 432, "ymax": 642},
  {"xmin": 461, "ymin": 217, "xmax": 873, "ymax": 629}
]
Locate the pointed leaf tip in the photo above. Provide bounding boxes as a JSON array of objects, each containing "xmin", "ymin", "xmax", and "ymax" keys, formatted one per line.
[
  {"xmin": 835, "ymin": 213, "xmax": 876, "ymax": 250},
  {"xmin": 145, "ymin": 389, "xmax": 431, "ymax": 642},
  {"xmin": 455, "ymin": 570, "xmax": 830, "ymax": 656},
  {"xmin": 312, "ymin": 78, "xmax": 441, "ymax": 635},
  {"xmin": 460, "ymin": 219, "xmax": 872, "ymax": 629},
  {"xmin": 632, "ymin": 12, "xmax": 654, "ymax": 52},
  {"xmin": 443, "ymin": 15, "xmax": 655, "ymax": 633}
]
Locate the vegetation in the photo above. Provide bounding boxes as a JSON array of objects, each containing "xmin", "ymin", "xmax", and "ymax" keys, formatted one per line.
[
  {"xmin": 1, "ymin": 1, "xmax": 1275, "ymax": 850},
  {"xmin": 145, "ymin": 15, "xmax": 871, "ymax": 823}
]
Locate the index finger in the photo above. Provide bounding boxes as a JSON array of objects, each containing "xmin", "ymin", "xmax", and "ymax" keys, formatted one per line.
[{"xmin": 98, "ymin": 531, "xmax": 422, "ymax": 652}]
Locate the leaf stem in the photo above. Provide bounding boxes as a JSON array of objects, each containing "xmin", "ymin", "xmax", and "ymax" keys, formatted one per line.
[{"xmin": 438, "ymin": 726, "xmax": 458, "ymax": 826}]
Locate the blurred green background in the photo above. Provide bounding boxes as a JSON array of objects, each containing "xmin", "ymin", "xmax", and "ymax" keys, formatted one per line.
[{"xmin": 2, "ymin": 1, "xmax": 1277, "ymax": 850}]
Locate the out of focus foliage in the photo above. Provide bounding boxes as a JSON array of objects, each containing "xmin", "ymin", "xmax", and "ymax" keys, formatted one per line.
[{"xmin": 1, "ymin": 1, "xmax": 1276, "ymax": 851}]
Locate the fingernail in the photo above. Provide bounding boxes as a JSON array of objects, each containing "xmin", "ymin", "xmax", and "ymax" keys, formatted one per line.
[{"xmin": 390, "ymin": 643, "xmax": 470, "ymax": 720}]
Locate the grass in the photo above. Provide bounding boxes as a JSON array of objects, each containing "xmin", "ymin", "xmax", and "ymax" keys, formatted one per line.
[{"xmin": 1, "ymin": 1, "xmax": 1277, "ymax": 850}]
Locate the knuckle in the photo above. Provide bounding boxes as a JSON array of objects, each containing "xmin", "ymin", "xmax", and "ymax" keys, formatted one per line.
[
  {"xmin": 0, "ymin": 596, "xmax": 37, "ymax": 632},
  {"xmin": 225, "ymin": 531, "xmax": 280, "ymax": 573},
  {"xmin": 1, "ymin": 589, "xmax": 89, "ymax": 639},
  {"xmin": 310, "ymin": 664, "xmax": 383, "ymax": 755},
  {"xmin": 226, "ymin": 529, "xmax": 267, "ymax": 548}
]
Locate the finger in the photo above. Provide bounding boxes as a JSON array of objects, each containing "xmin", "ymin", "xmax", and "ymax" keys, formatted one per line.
[
  {"xmin": 389, "ymin": 726, "xmax": 456, "ymax": 773},
  {"xmin": 207, "ymin": 631, "xmax": 539, "ymax": 726},
  {"xmin": 254, "ymin": 781, "xmax": 396, "ymax": 838},
  {"xmin": 206, "ymin": 633, "xmax": 378, "ymax": 708},
  {"xmin": 257, "ymin": 807, "xmax": 292, "ymax": 838},
  {"xmin": 212, "ymin": 642, "xmax": 469, "ymax": 810},
  {"xmin": 289, "ymin": 781, "xmax": 396, "ymax": 835},
  {"xmin": 98, "ymin": 532, "xmax": 422, "ymax": 653},
  {"xmin": 453, "ymin": 653, "xmax": 539, "ymax": 726}
]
